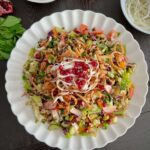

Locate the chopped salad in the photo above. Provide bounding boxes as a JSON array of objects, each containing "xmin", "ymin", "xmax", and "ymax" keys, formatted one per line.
[{"xmin": 23, "ymin": 24, "xmax": 135, "ymax": 137}]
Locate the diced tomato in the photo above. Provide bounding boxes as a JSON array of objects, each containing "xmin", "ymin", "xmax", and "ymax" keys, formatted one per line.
[
  {"xmin": 128, "ymin": 84, "xmax": 134, "ymax": 99},
  {"xmin": 97, "ymin": 84, "xmax": 105, "ymax": 91},
  {"xmin": 107, "ymin": 30, "xmax": 118, "ymax": 41},
  {"xmin": 76, "ymin": 24, "xmax": 88, "ymax": 34},
  {"xmin": 91, "ymin": 28, "xmax": 103, "ymax": 35}
]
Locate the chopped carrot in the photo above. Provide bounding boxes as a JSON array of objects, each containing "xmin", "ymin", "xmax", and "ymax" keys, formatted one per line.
[
  {"xmin": 42, "ymin": 82, "xmax": 54, "ymax": 92},
  {"xmin": 52, "ymin": 27, "xmax": 58, "ymax": 37},
  {"xmin": 60, "ymin": 49, "xmax": 77, "ymax": 58},
  {"xmin": 119, "ymin": 61, "xmax": 126, "ymax": 68},
  {"xmin": 96, "ymin": 99, "xmax": 104, "ymax": 108}
]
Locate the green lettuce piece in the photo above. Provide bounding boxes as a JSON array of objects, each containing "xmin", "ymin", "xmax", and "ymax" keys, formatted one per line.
[
  {"xmin": 48, "ymin": 55, "xmax": 56, "ymax": 64},
  {"xmin": 87, "ymin": 40, "xmax": 93, "ymax": 47},
  {"xmin": 120, "ymin": 71, "xmax": 132, "ymax": 90},
  {"xmin": 69, "ymin": 31, "xmax": 77, "ymax": 38},
  {"xmin": 65, "ymin": 126, "xmax": 76, "ymax": 138},
  {"xmin": 55, "ymin": 27, "xmax": 65, "ymax": 33},
  {"xmin": 30, "ymin": 95, "xmax": 42, "ymax": 107},
  {"xmin": 48, "ymin": 123, "xmax": 60, "ymax": 130},
  {"xmin": 29, "ymin": 48, "xmax": 36, "ymax": 57},
  {"xmin": 29, "ymin": 61, "xmax": 39, "ymax": 73},
  {"xmin": 23, "ymin": 80, "xmax": 31, "ymax": 91},
  {"xmin": 103, "ymin": 122, "xmax": 109, "ymax": 129},
  {"xmin": 114, "ymin": 110, "xmax": 125, "ymax": 116}
]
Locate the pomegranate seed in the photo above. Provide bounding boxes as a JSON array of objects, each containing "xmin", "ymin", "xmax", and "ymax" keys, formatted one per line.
[
  {"xmin": 34, "ymin": 51, "xmax": 41, "ymax": 59},
  {"xmin": 78, "ymin": 100, "xmax": 83, "ymax": 106},
  {"xmin": 74, "ymin": 68, "xmax": 82, "ymax": 75},
  {"xmin": 103, "ymin": 102, "xmax": 107, "ymax": 107},
  {"xmin": 98, "ymin": 84, "xmax": 105, "ymax": 91},
  {"xmin": 107, "ymin": 119, "xmax": 111, "ymax": 124},
  {"xmin": 59, "ymin": 65, "xmax": 73, "ymax": 75},
  {"xmin": 65, "ymin": 76, "xmax": 73, "ymax": 83},
  {"xmin": 83, "ymin": 64, "xmax": 89, "ymax": 71},
  {"xmin": 78, "ymin": 71, "xmax": 87, "ymax": 78},
  {"xmin": 59, "ymin": 65, "xmax": 63, "ymax": 70},
  {"xmin": 76, "ymin": 79, "xmax": 86, "ymax": 89},
  {"xmin": 90, "ymin": 60, "xmax": 98, "ymax": 67}
]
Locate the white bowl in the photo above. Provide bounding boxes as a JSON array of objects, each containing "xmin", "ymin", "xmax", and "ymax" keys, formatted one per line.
[
  {"xmin": 27, "ymin": 0, "xmax": 55, "ymax": 3},
  {"xmin": 120, "ymin": 0, "xmax": 150, "ymax": 35},
  {"xmin": 5, "ymin": 10, "xmax": 149, "ymax": 150}
]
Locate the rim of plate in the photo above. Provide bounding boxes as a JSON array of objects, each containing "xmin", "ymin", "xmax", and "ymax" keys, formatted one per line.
[{"xmin": 5, "ymin": 10, "xmax": 149, "ymax": 150}]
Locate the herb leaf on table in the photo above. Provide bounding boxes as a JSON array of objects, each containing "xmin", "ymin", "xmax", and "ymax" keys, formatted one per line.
[{"xmin": 0, "ymin": 15, "xmax": 25, "ymax": 60}]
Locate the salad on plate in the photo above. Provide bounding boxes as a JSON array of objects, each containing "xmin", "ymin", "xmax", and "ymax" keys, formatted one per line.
[{"xmin": 23, "ymin": 24, "xmax": 135, "ymax": 137}]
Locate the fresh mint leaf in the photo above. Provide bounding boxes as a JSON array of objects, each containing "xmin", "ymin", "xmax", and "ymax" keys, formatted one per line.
[
  {"xmin": 0, "ymin": 39, "xmax": 14, "ymax": 53},
  {"xmin": 0, "ymin": 27, "xmax": 13, "ymax": 39},
  {"xmin": 0, "ymin": 18, "xmax": 5, "ymax": 25},
  {"xmin": 0, "ymin": 16, "xmax": 21, "ymax": 27},
  {"xmin": 9, "ymin": 24, "xmax": 25, "ymax": 34},
  {"xmin": 0, "ymin": 16, "xmax": 25, "ymax": 60},
  {"xmin": 0, "ymin": 51, "xmax": 10, "ymax": 60}
]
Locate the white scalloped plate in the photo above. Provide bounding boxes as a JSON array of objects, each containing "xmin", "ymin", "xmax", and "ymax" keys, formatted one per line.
[{"xmin": 5, "ymin": 10, "xmax": 149, "ymax": 150}]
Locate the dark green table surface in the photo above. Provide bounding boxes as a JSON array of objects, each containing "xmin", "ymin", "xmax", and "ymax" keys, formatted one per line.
[{"xmin": 0, "ymin": 0, "xmax": 150, "ymax": 150}]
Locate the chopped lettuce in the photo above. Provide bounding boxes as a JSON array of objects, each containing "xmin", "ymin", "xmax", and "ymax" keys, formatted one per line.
[
  {"xmin": 48, "ymin": 38, "xmax": 58, "ymax": 48},
  {"xmin": 55, "ymin": 27, "xmax": 65, "ymax": 33},
  {"xmin": 69, "ymin": 31, "xmax": 77, "ymax": 39},
  {"xmin": 23, "ymin": 80, "xmax": 31, "ymax": 91},
  {"xmin": 108, "ymin": 71, "xmax": 115, "ymax": 78},
  {"xmin": 29, "ymin": 48, "xmax": 36, "ymax": 57},
  {"xmin": 29, "ymin": 61, "xmax": 39, "ymax": 73},
  {"xmin": 30, "ymin": 95, "xmax": 42, "ymax": 107},
  {"xmin": 114, "ymin": 110, "xmax": 125, "ymax": 116},
  {"xmin": 120, "ymin": 71, "xmax": 132, "ymax": 90},
  {"xmin": 87, "ymin": 40, "xmax": 93, "ymax": 47},
  {"xmin": 65, "ymin": 126, "xmax": 76, "ymax": 138},
  {"xmin": 103, "ymin": 122, "xmax": 109, "ymax": 129},
  {"xmin": 48, "ymin": 121, "xmax": 60, "ymax": 130},
  {"xmin": 48, "ymin": 55, "xmax": 56, "ymax": 64}
]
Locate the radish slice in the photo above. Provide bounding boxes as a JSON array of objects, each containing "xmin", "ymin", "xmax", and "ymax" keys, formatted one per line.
[
  {"xmin": 70, "ymin": 107, "xmax": 82, "ymax": 117},
  {"xmin": 52, "ymin": 110, "xmax": 60, "ymax": 121},
  {"xmin": 103, "ymin": 105, "xmax": 116, "ymax": 113},
  {"xmin": 43, "ymin": 101, "xmax": 57, "ymax": 110},
  {"xmin": 104, "ymin": 85, "xmax": 112, "ymax": 93}
]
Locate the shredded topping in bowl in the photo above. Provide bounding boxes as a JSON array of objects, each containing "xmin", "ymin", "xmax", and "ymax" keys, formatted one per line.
[
  {"xmin": 126, "ymin": 0, "xmax": 150, "ymax": 31},
  {"xmin": 23, "ymin": 24, "xmax": 136, "ymax": 137}
]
